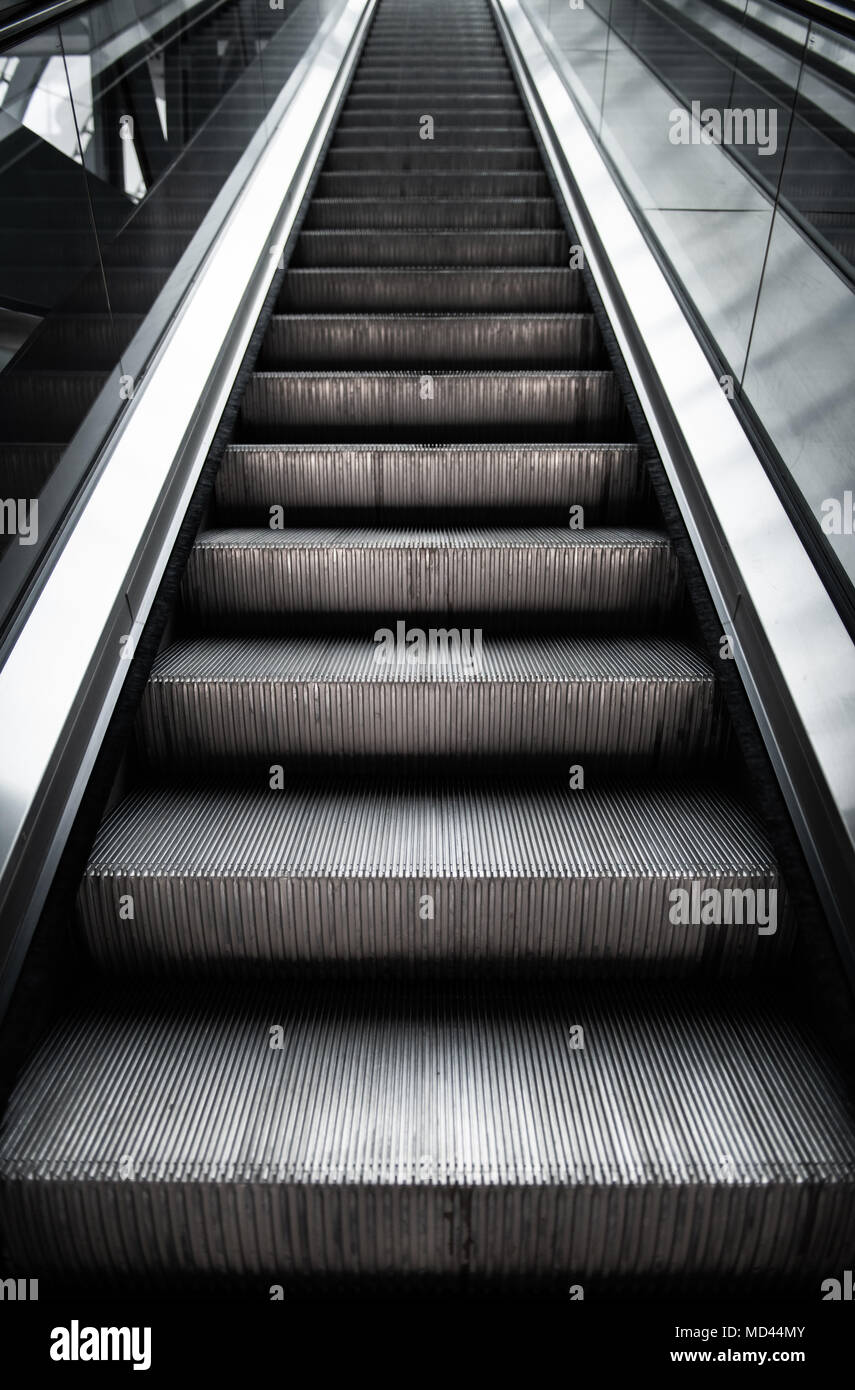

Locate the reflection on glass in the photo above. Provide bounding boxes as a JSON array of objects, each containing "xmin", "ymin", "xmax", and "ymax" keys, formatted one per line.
[
  {"xmin": 521, "ymin": 0, "xmax": 855, "ymax": 602},
  {"xmin": 0, "ymin": 0, "xmax": 347, "ymax": 640}
]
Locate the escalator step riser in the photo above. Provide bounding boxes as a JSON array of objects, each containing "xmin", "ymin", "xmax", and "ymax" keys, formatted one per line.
[
  {"xmin": 293, "ymin": 230, "xmax": 567, "ymax": 267},
  {"xmin": 344, "ymin": 93, "xmax": 524, "ymax": 107},
  {"xmin": 217, "ymin": 443, "xmax": 644, "ymax": 513},
  {"xmin": 120, "ymin": 201, "xmax": 211, "ymax": 232},
  {"xmin": 101, "ymin": 232, "xmax": 194, "ymax": 264},
  {"xmin": 361, "ymin": 46, "xmax": 506, "ymax": 60},
  {"xmin": 138, "ymin": 635, "xmax": 724, "ymax": 766},
  {"xmin": 315, "ymin": 171, "xmax": 550, "ymax": 197},
  {"xmin": 358, "ymin": 60, "xmax": 509, "ymax": 71},
  {"xmin": 324, "ymin": 149, "xmax": 542, "ymax": 172},
  {"xmin": 63, "ymin": 271, "xmax": 171, "ymax": 313},
  {"xmin": 165, "ymin": 173, "xmax": 237, "ymax": 198},
  {"xmin": 349, "ymin": 78, "xmax": 519, "ymax": 93},
  {"xmin": 17, "ymin": 317, "xmax": 143, "ymax": 371},
  {"xmin": 240, "ymin": 371, "xmax": 626, "ymax": 441},
  {"xmin": 76, "ymin": 784, "xmax": 791, "ymax": 974},
  {"xmin": 331, "ymin": 128, "xmax": 535, "ymax": 147},
  {"xmin": 0, "ymin": 445, "xmax": 62, "ymax": 498},
  {"xmin": 337, "ymin": 107, "xmax": 527, "ymax": 124},
  {"xmin": 303, "ymin": 198, "xmax": 561, "ymax": 230},
  {"xmin": 257, "ymin": 315, "xmax": 604, "ymax": 369},
  {"xmin": 279, "ymin": 268, "xmax": 585, "ymax": 312},
  {"xmin": 0, "ymin": 374, "xmax": 106, "ymax": 442},
  {"xmin": 181, "ymin": 528, "xmax": 677, "ymax": 618},
  {"xmin": 180, "ymin": 150, "xmax": 263, "ymax": 173},
  {"xmin": 0, "ymin": 234, "xmax": 108, "ymax": 268}
]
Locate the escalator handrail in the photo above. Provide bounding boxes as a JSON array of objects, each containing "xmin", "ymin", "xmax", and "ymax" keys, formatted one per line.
[{"xmin": 755, "ymin": 0, "xmax": 855, "ymax": 41}]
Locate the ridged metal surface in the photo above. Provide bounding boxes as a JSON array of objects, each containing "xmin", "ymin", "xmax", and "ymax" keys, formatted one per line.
[
  {"xmin": 324, "ymin": 148, "xmax": 543, "ymax": 174},
  {"xmin": 352, "ymin": 60, "xmax": 509, "ymax": 72},
  {"xmin": 19, "ymin": 315, "xmax": 143, "ymax": 371},
  {"xmin": 333, "ymin": 126, "xmax": 534, "ymax": 148},
  {"xmin": 344, "ymin": 97, "xmax": 524, "ymax": 114},
  {"xmin": 316, "ymin": 170, "xmax": 550, "ymax": 196},
  {"xmin": 279, "ymin": 268, "xmax": 585, "ymax": 312},
  {"xmin": 65, "ymin": 267, "xmax": 173, "ymax": 312},
  {"xmin": 216, "ymin": 443, "xmax": 643, "ymax": 512},
  {"xmin": 294, "ymin": 229, "xmax": 566, "ymax": 267},
  {"xmin": 303, "ymin": 198, "xmax": 560, "ymax": 229},
  {"xmin": 0, "ymin": 444, "xmax": 62, "ymax": 498},
  {"xmin": 77, "ymin": 779, "xmax": 792, "ymax": 973},
  {"xmin": 258, "ymin": 314, "xmax": 603, "ymax": 369},
  {"xmin": 349, "ymin": 79, "xmax": 518, "ymax": 95},
  {"xmin": 181, "ymin": 527, "xmax": 679, "ymax": 616},
  {"xmin": 138, "ymin": 635, "xmax": 724, "ymax": 763},
  {"xmin": 0, "ymin": 372, "xmax": 106, "ymax": 441},
  {"xmin": 240, "ymin": 371, "xmax": 627, "ymax": 440},
  {"xmin": 5, "ymin": 982, "xmax": 847, "ymax": 1284},
  {"xmin": 338, "ymin": 106, "xmax": 525, "ymax": 125}
]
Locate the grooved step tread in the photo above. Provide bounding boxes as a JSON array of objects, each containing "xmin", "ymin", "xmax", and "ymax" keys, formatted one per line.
[
  {"xmin": 138, "ymin": 634, "xmax": 723, "ymax": 765},
  {"xmin": 216, "ymin": 442, "xmax": 643, "ymax": 511},
  {"xmin": 181, "ymin": 526, "xmax": 678, "ymax": 616},
  {"xmin": 80, "ymin": 778, "xmax": 780, "ymax": 881},
  {"xmin": 239, "ymin": 370, "xmax": 628, "ymax": 441},
  {"xmin": 2, "ymin": 984, "xmax": 851, "ymax": 1283},
  {"xmin": 75, "ymin": 779, "xmax": 791, "ymax": 974},
  {"xmin": 257, "ymin": 313, "xmax": 604, "ymax": 368},
  {"xmin": 279, "ymin": 268, "xmax": 584, "ymax": 312},
  {"xmin": 293, "ymin": 229, "xmax": 567, "ymax": 267},
  {"xmin": 303, "ymin": 198, "xmax": 561, "ymax": 229}
]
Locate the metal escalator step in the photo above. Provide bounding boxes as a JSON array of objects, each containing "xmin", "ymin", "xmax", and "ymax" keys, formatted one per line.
[
  {"xmin": 0, "ymin": 231, "xmax": 109, "ymax": 267},
  {"xmin": 77, "ymin": 782, "xmax": 790, "ymax": 973},
  {"xmin": 6, "ymin": 981, "xmax": 845, "ymax": 1287},
  {"xmin": 332, "ymin": 126, "xmax": 534, "ymax": 148},
  {"xmin": 239, "ymin": 370, "xmax": 627, "ymax": 441},
  {"xmin": 302, "ymin": 198, "xmax": 561, "ymax": 230},
  {"xmin": 16, "ymin": 315, "xmax": 143, "ymax": 370},
  {"xmin": 363, "ymin": 38, "xmax": 503, "ymax": 48},
  {"xmin": 293, "ymin": 230, "xmax": 566, "ymax": 267},
  {"xmin": 130, "ymin": 198, "xmax": 217, "ymax": 232},
  {"xmin": 315, "ymin": 170, "xmax": 550, "ymax": 196},
  {"xmin": 348, "ymin": 78, "xmax": 518, "ymax": 93},
  {"xmin": 356, "ymin": 62, "xmax": 510, "ymax": 75},
  {"xmin": 279, "ymin": 268, "xmax": 585, "ymax": 312},
  {"xmin": 257, "ymin": 314, "xmax": 604, "ymax": 369},
  {"xmin": 98, "ymin": 230, "xmax": 194, "ymax": 265},
  {"xmin": 138, "ymin": 634, "xmax": 723, "ymax": 765},
  {"xmin": 324, "ymin": 148, "xmax": 542, "ymax": 172},
  {"xmin": 64, "ymin": 268, "xmax": 172, "ymax": 313},
  {"xmin": 337, "ymin": 106, "xmax": 526, "ymax": 126},
  {"xmin": 0, "ymin": 372, "xmax": 107, "ymax": 442},
  {"xmin": 165, "ymin": 172, "xmax": 236, "ymax": 199},
  {"xmin": 216, "ymin": 442, "xmax": 643, "ymax": 512},
  {"xmin": 344, "ymin": 93, "xmax": 524, "ymax": 109},
  {"xmin": 0, "ymin": 444, "xmax": 62, "ymax": 498},
  {"xmin": 363, "ymin": 37, "xmax": 504, "ymax": 48},
  {"xmin": 181, "ymin": 527, "xmax": 678, "ymax": 618}
]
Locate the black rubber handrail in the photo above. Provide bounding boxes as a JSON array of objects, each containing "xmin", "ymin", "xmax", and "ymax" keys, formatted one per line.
[
  {"xmin": 0, "ymin": 0, "xmax": 93, "ymax": 44},
  {"xmin": 777, "ymin": 0, "xmax": 855, "ymax": 39}
]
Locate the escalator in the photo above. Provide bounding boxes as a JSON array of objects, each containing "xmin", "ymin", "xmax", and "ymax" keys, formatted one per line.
[{"xmin": 1, "ymin": 0, "xmax": 855, "ymax": 1295}]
